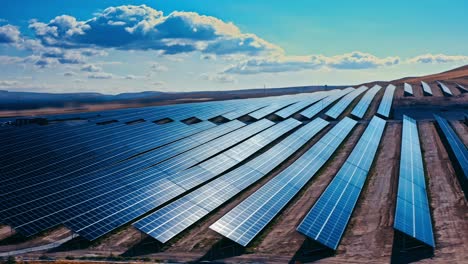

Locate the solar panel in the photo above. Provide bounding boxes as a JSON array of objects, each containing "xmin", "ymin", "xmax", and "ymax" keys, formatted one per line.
[
  {"xmin": 0, "ymin": 121, "xmax": 229, "ymax": 208},
  {"xmin": 434, "ymin": 115, "xmax": 468, "ymax": 182},
  {"xmin": 275, "ymin": 93, "xmax": 328, "ymax": 119},
  {"xmin": 393, "ymin": 115, "xmax": 435, "ymax": 247},
  {"xmin": 455, "ymin": 83, "xmax": 468, "ymax": 93},
  {"xmin": 325, "ymin": 86, "xmax": 368, "ymax": 119},
  {"xmin": 421, "ymin": 81, "xmax": 433, "ymax": 96},
  {"xmin": 297, "ymin": 116, "xmax": 386, "ymax": 250},
  {"xmin": 248, "ymin": 99, "xmax": 299, "ymax": 120},
  {"xmin": 1, "ymin": 120, "xmax": 262, "ymax": 235},
  {"xmin": 350, "ymin": 85, "xmax": 382, "ymax": 119},
  {"xmin": 63, "ymin": 119, "xmax": 299, "ymax": 240},
  {"xmin": 133, "ymin": 118, "xmax": 329, "ymax": 243},
  {"xmin": 209, "ymin": 117, "xmax": 357, "ymax": 246},
  {"xmin": 404, "ymin": 83, "xmax": 413, "ymax": 96},
  {"xmin": 376, "ymin": 84, "xmax": 396, "ymax": 118},
  {"xmin": 436, "ymin": 81, "xmax": 453, "ymax": 96},
  {"xmin": 299, "ymin": 88, "xmax": 354, "ymax": 119}
]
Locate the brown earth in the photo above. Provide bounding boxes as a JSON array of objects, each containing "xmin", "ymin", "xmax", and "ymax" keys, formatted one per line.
[{"xmin": 418, "ymin": 122, "xmax": 468, "ymax": 263}]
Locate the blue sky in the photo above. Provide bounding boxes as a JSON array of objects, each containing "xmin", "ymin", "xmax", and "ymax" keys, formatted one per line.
[{"xmin": 1, "ymin": 0, "xmax": 467, "ymax": 94}]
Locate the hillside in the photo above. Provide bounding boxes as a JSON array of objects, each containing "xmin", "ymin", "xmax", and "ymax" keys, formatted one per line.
[{"xmin": 392, "ymin": 64, "xmax": 468, "ymax": 85}]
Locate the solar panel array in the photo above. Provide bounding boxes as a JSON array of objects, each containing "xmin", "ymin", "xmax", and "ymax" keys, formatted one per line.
[
  {"xmin": 210, "ymin": 117, "xmax": 357, "ymax": 246},
  {"xmin": 296, "ymin": 116, "xmax": 386, "ymax": 250},
  {"xmin": 436, "ymin": 81, "xmax": 453, "ymax": 96},
  {"xmin": 3, "ymin": 82, "xmax": 464, "ymax": 257},
  {"xmin": 350, "ymin": 85, "xmax": 382, "ymax": 119},
  {"xmin": 133, "ymin": 118, "xmax": 330, "ymax": 243},
  {"xmin": 404, "ymin": 83, "xmax": 413, "ymax": 96},
  {"xmin": 393, "ymin": 115, "xmax": 435, "ymax": 247},
  {"xmin": 0, "ymin": 90, "xmax": 347, "ymax": 241},
  {"xmin": 376, "ymin": 84, "xmax": 396, "ymax": 118},
  {"xmin": 434, "ymin": 115, "xmax": 468, "ymax": 182},
  {"xmin": 421, "ymin": 81, "xmax": 433, "ymax": 96},
  {"xmin": 325, "ymin": 86, "xmax": 368, "ymax": 119}
]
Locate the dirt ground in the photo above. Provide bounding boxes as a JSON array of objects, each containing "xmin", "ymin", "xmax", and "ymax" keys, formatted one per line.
[
  {"xmin": 0, "ymin": 227, "xmax": 70, "ymax": 253},
  {"xmin": 417, "ymin": 122, "xmax": 468, "ymax": 263},
  {"xmin": 450, "ymin": 120, "xmax": 468, "ymax": 145}
]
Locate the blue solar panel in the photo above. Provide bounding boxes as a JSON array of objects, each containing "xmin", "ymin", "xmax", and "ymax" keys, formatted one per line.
[
  {"xmin": 393, "ymin": 115, "xmax": 435, "ymax": 247},
  {"xmin": 209, "ymin": 117, "xmax": 357, "ymax": 246},
  {"xmin": 376, "ymin": 84, "xmax": 396, "ymax": 118},
  {"xmin": 351, "ymin": 85, "xmax": 382, "ymax": 119},
  {"xmin": 455, "ymin": 83, "xmax": 468, "ymax": 93},
  {"xmin": 297, "ymin": 116, "xmax": 386, "ymax": 250},
  {"xmin": 325, "ymin": 86, "xmax": 368, "ymax": 119},
  {"xmin": 436, "ymin": 81, "xmax": 453, "ymax": 96},
  {"xmin": 299, "ymin": 88, "xmax": 354, "ymax": 119},
  {"xmin": 434, "ymin": 115, "xmax": 468, "ymax": 182},
  {"xmin": 133, "ymin": 118, "xmax": 329, "ymax": 243},
  {"xmin": 404, "ymin": 83, "xmax": 413, "ymax": 96},
  {"xmin": 421, "ymin": 81, "xmax": 433, "ymax": 96}
]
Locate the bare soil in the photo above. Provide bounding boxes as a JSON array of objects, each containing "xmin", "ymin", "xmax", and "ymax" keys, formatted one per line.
[{"xmin": 418, "ymin": 122, "xmax": 468, "ymax": 263}]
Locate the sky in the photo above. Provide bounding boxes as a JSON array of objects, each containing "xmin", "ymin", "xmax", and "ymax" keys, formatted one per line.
[{"xmin": 0, "ymin": 0, "xmax": 468, "ymax": 94}]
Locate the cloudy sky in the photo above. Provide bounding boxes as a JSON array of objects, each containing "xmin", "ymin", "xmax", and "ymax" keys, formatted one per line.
[{"xmin": 1, "ymin": 0, "xmax": 468, "ymax": 94}]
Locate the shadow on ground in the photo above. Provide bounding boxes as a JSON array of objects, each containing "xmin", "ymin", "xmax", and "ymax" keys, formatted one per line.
[
  {"xmin": 391, "ymin": 231, "xmax": 434, "ymax": 264},
  {"xmin": 289, "ymin": 238, "xmax": 334, "ymax": 263},
  {"xmin": 195, "ymin": 238, "xmax": 245, "ymax": 263}
]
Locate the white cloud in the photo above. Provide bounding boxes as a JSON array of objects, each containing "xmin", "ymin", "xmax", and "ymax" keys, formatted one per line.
[
  {"xmin": 0, "ymin": 80, "xmax": 20, "ymax": 87},
  {"xmin": 28, "ymin": 5, "xmax": 281, "ymax": 56},
  {"xmin": 152, "ymin": 81, "xmax": 165, "ymax": 86},
  {"xmin": 64, "ymin": 71, "xmax": 76, "ymax": 77},
  {"xmin": 150, "ymin": 62, "xmax": 169, "ymax": 72},
  {"xmin": 0, "ymin": 24, "xmax": 21, "ymax": 43},
  {"xmin": 326, "ymin": 51, "xmax": 400, "ymax": 69},
  {"xmin": 81, "ymin": 64, "xmax": 102, "ymax": 72},
  {"xmin": 88, "ymin": 72, "xmax": 113, "ymax": 79},
  {"xmin": 407, "ymin": 54, "xmax": 468, "ymax": 64},
  {"xmin": 201, "ymin": 73, "xmax": 236, "ymax": 83},
  {"xmin": 124, "ymin": 74, "xmax": 145, "ymax": 80},
  {"xmin": 223, "ymin": 51, "xmax": 400, "ymax": 75}
]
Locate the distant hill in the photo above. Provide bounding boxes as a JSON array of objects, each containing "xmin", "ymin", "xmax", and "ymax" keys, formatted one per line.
[
  {"xmin": 0, "ymin": 85, "xmax": 342, "ymax": 111},
  {"xmin": 392, "ymin": 64, "xmax": 468, "ymax": 85}
]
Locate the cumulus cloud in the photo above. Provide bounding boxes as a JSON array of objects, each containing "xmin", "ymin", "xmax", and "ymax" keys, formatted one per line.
[
  {"xmin": 64, "ymin": 71, "xmax": 76, "ymax": 76},
  {"xmin": 201, "ymin": 73, "xmax": 236, "ymax": 83},
  {"xmin": 28, "ymin": 5, "xmax": 281, "ymax": 56},
  {"xmin": 200, "ymin": 54, "xmax": 216, "ymax": 60},
  {"xmin": 0, "ymin": 80, "xmax": 20, "ymax": 87},
  {"xmin": 223, "ymin": 51, "xmax": 400, "ymax": 75},
  {"xmin": 124, "ymin": 74, "xmax": 145, "ymax": 80},
  {"xmin": 224, "ymin": 55, "xmax": 325, "ymax": 75},
  {"xmin": 150, "ymin": 62, "xmax": 168, "ymax": 72},
  {"xmin": 0, "ymin": 55, "xmax": 25, "ymax": 64},
  {"xmin": 81, "ymin": 64, "xmax": 102, "ymax": 72},
  {"xmin": 407, "ymin": 54, "xmax": 468, "ymax": 64},
  {"xmin": 88, "ymin": 72, "xmax": 113, "ymax": 79},
  {"xmin": 326, "ymin": 51, "xmax": 399, "ymax": 69},
  {"xmin": 0, "ymin": 25, "xmax": 21, "ymax": 43},
  {"xmin": 152, "ymin": 81, "xmax": 165, "ymax": 86}
]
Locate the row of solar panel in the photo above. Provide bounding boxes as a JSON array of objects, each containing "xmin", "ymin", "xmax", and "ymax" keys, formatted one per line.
[
  {"xmin": 434, "ymin": 115, "xmax": 468, "ymax": 185},
  {"xmin": 2, "ymin": 119, "xmax": 278, "ymax": 237},
  {"xmin": 404, "ymin": 81, "xmax": 458, "ymax": 97},
  {"xmin": 134, "ymin": 117, "xmax": 330, "ymax": 243},
  {"xmin": 297, "ymin": 116, "xmax": 386, "ymax": 249},
  {"xmin": 0, "ymin": 92, "xmax": 329, "ymax": 182},
  {"xmin": 210, "ymin": 117, "xmax": 358, "ymax": 246},
  {"xmin": 0, "ymin": 84, "xmax": 398, "ymax": 243},
  {"xmin": 393, "ymin": 115, "xmax": 435, "ymax": 247}
]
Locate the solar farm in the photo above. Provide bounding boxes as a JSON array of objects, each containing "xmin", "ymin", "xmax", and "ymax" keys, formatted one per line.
[{"xmin": 0, "ymin": 81, "xmax": 467, "ymax": 263}]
